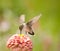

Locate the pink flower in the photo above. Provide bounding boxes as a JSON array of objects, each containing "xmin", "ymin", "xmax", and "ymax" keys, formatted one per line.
[
  {"xmin": 6, "ymin": 34, "xmax": 33, "ymax": 51},
  {"xmin": 0, "ymin": 21, "xmax": 10, "ymax": 32}
]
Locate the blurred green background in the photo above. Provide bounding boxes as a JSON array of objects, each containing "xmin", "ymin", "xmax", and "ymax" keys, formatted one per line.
[{"xmin": 0, "ymin": 0, "xmax": 60, "ymax": 51}]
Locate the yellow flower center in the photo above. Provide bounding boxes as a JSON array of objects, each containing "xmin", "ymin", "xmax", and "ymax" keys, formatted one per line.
[{"xmin": 18, "ymin": 34, "xmax": 24, "ymax": 37}]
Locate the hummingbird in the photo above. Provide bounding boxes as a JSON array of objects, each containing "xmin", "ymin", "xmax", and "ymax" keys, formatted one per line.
[{"xmin": 19, "ymin": 14, "xmax": 42, "ymax": 35}]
